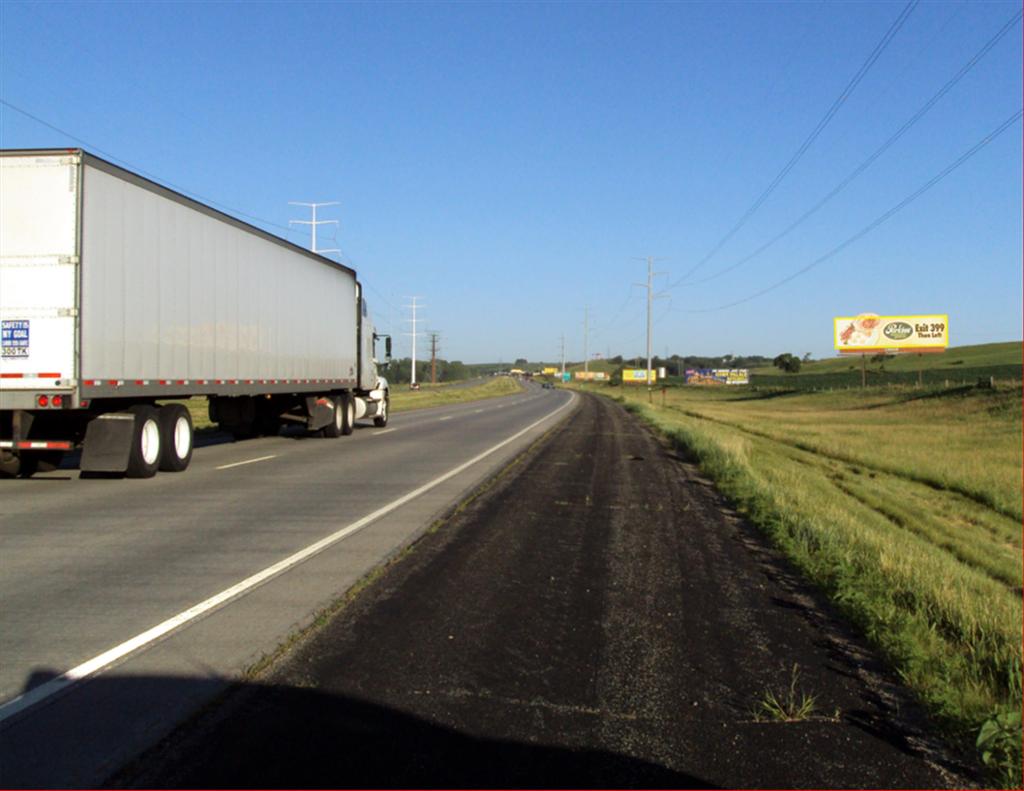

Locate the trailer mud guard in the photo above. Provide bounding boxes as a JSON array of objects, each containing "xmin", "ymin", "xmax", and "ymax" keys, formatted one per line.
[{"xmin": 80, "ymin": 413, "xmax": 135, "ymax": 473}]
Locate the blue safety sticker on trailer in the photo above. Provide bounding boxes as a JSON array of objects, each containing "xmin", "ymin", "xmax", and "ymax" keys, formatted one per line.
[{"xmin": 1, "ymin": 320, "xmax": 30, "ymax": 358}]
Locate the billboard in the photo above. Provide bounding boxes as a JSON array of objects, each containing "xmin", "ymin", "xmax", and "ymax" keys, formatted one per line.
[
  {"xmin": 542, "ymin": 367, "xmax": 558, "ymax": 375},
  {"xmin": 834, "ymin": 314, "xmax": 948, "ymax": 353},
  {"xmin": 685, "ymin": 368, "xmax": 749, "ymax": 386},
  {"xmin": 622, "ymin": 369, "xmax": 657, "ymax": 384},
  {"xmin": 573, "ymin": 371, "xmax": 608, "ymax": 381}
]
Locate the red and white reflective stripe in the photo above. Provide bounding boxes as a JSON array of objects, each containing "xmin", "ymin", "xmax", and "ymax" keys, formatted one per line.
[
  {"xmin": 0, "ymin": 440, "xmax": 73, "ymax": 450},
  {"xmin": 0, "ymin": 372, "xmax": 62, "ymax": 379},
  {"xmin": 78, "ymin": 377, "xmax": 347, "ymax": 388}
]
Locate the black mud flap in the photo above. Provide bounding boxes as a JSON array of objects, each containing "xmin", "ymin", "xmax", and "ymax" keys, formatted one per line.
[{"xmin": 80, "ymin": 413, "xmax": 135, "ymax": 473}]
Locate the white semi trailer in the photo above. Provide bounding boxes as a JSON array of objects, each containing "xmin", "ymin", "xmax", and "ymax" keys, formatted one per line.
[{"xmin": 0, "ymin": 149, "xmax": 391, "ymax": 478}]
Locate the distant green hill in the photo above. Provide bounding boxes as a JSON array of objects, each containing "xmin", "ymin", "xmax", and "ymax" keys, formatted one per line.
[
  {"xmin": 567, "ymin": 360, "xmax": 619, "ymax": 374},
  {"xmin": 750, "ymin": 341, "xmax": 1021, "ymax": 375},
  {"xmin": 745, "ymin": 341, "xmax": 1020, "ymax": 389}
]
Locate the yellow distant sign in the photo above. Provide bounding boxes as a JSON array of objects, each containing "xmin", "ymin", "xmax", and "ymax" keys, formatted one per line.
[
  {"xmin": 622, "ymin": 369, "xmax": 657, "ymax": 384},
  {"xmin": 834, "ymin": 314, "xmax": 948, "ymax": 353},
  {"xmin": 542, "ymin": 367, "xmax": 558, "ymax": 375}
]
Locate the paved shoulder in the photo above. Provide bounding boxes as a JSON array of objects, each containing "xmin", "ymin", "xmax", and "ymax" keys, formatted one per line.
[{"xmin": 117, "ymin": 392, "xmax": 971, "ymax": 788}]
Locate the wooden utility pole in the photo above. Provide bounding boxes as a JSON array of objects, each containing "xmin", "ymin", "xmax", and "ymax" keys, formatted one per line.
[{"xmin": 428, "ymin": 331, "xmax": 440, "ymax": 384}]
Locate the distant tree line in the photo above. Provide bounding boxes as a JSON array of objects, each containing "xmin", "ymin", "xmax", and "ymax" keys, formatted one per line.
[
  {"xmin": 387, "ymin": 358, "xmax": 470, "ymax": 384},
  {"xmin": 611, "ymin": 354, "xmax": 774, "ymax": 374}
]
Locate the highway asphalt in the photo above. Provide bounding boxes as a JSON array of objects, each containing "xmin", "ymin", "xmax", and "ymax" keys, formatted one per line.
[
  {"xmin": 117, "ymin": 391, "xmax": 971, "ymax": 789},
  {"xmin": 0, "ymin": 382, "xmax": 575, "ymax": 787}
]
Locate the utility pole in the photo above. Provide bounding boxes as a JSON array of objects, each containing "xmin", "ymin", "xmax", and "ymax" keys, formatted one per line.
[
  {"xmin": 634, "ymin": 257, "xmax": 668, "ymax": 387},
  {"xmin": 428, "ymin": 331, "xmax": 440, "ymax": 384},
  {"xmin": 288, "ymin": 201, "xmax": 340, "ymax": 255},
  {"xmin": 560, "ymin": 334, "xmax": 566, "ymax": 378},
  {"xmin": 583, "ymin": 306, "xmax": 590, "ymax": 375},
  {"xmin": 404, "ymin": 297, "xmax": 423, "ymax": 387}
]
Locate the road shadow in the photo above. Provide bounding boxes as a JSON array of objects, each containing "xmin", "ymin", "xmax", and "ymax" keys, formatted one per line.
[{"xmin": 86, "ymin": 674, "xmax": 713, "ymax": 789}]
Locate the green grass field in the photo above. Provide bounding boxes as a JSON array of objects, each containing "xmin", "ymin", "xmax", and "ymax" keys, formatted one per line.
[
  {"xmin": 606, "ymin": 381, "xmax": 1022, "ymax": 785},
  {"xmin": 387, "ymin": 376, "xmax": 521, "ymax": 411},
  {"xmin": 172, "ymin": 376, "xmax": 521, "ymax": 431}
]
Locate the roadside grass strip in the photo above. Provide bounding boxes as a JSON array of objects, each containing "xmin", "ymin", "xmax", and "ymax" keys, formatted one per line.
[{"xmin": 608, "ymin": 383, "xmax": 1022, "ymax": 787}]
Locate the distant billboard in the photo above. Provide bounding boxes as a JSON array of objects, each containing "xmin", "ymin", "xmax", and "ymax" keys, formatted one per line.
[
  {"xmin": 834, "ymin": 314, "xmax": 948, "ymax": 353},
  {"xmin": 542, "ymin": 367, "xmax": 558, "ymax": 375},
  {"xmin": 622, "ymin": 369, "xmax": 657, "ymax": 384},
  {"xmin": 574, "ymin": 371, "xmax": 608, "ymax": 381},
  {"xmin": 685, "ymin": 368, "xmax": 749, "ymax": 386}
]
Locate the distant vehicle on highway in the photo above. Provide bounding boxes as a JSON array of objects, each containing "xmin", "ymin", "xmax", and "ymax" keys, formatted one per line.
[
  {"xmin": 0, "ymin": 149, "xmax": 392, "ymax": 479},
  {"xmin": 542, "ymin": 382, "xmax": 555, "ymax": 390}
]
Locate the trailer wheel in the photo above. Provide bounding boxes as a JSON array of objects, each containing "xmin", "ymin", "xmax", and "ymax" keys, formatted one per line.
[
  {"xmin": 126, "ymin": 405, "xmax": 162, "ymax": 478},
  {"xmin": 0, "ymin": 451, "xmax": 20, "ymax": 478},
  {"xmin": 322, "ymin": 396, "xmax": 345, "ymax": 438},
  {"xmin": 158, "ymin": 404, "xmax": 194, "ymax": 472},
  {"xmin": 373, "ymin": 393, "xmax": 389, "ymax": 427},
  {"xmin": 342, "ymin": 393, "xmax": 355, "ymax": 435}
]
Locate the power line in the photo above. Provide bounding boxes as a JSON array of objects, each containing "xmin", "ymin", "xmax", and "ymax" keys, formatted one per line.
[
  {"xmin": 673, "ymin": 0, "xmax": 918, "ymax": 286},
  {"xmin": 683, "ymin": 7, "xmax": 1022, "ymax": 288},
  {"xmin": 683, "ymin": 108, "xmax": 1022, "ymax": 314},
  {"xmin": 0, "ymin": 98, "xmax": 297, "ymax": 236},
  {"xmin": 1, "ymin": 97, "xmax": 399, "ymax": 318}
]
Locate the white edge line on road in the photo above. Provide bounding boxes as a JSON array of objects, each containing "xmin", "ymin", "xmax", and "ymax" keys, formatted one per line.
[
  {"xmin": 215, "ymin": 455, "xmax": 278, "ymax": 470},
  {"xmin": 439, "ymin": 416, "xmax": 453, "ymax": 421},
  {"xmin": 0, "ymin": 391, "xmax": 578, "ymax": 726},
  {"xmin": 372, "ymin": 428, "xmax": 397, "ymax": 436}
]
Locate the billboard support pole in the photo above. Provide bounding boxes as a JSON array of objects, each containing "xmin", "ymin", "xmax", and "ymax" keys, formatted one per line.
[{"xmin": 861, "ymin": 353, "xmax": 866, "ymax": 388}]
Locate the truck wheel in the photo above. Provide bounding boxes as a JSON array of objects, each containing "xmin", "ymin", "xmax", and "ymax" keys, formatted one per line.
[
  {"xmin": 373, "ymin": 394, "xmax": 389, "ymax": 427},
  {"xmin": 341, "ymin": 393, "xmax": 355, "ymax": 435},
  {"xmin": 158, "ymin": 404, "xmax": 194, "ymax": 472},
  {"xmin": 322, "ymin": 396, "xmax": 345, "ymax": 438},
  {"xmin": 126, "ymin": 405, "xmax": 162, "ymax": 478},
  {"xmin": 0, "ymin": 451, "xmax": 20, "ymax": 478}
]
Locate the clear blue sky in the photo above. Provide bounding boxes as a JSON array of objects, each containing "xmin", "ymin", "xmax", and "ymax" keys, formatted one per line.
[{"xmin": 2, "ymin": 1, "xmax": 1020, "ymax": 364}]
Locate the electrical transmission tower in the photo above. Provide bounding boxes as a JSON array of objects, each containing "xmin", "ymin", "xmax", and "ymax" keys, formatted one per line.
[
  {"xmin": 288, "ymin": 201, "xmax": 340, "ymax": 255},
  {"xmin": 583, "ymin": 306, "xmax": 590, "ymax": 374},
  {"xmin": 403, "ymin": 297, "xmax": 424, "ymax": 387},
  {"xmin": 633, "ymin": 257, "xmax": 668, "ymax": 387}
]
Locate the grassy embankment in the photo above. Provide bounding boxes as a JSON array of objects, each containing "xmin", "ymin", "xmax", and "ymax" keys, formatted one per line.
[
  {"xmin": 175, "ymin": 376, "xmax": 521, "ymax": 430},
  {"xmin": 605, "ymin": 381, "xmax": 1022, "ymax": 784}
]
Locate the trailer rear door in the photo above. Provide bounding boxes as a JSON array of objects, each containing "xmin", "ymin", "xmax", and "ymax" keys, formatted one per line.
[{"xmin": 0, "ymin": 153, "xmax": 79, "ymax": 401}]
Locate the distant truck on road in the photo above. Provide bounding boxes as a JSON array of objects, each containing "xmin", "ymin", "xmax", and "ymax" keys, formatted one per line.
[{"xmin": 0, "ymin": 149, "xmax": 391, "ymax": 478}]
